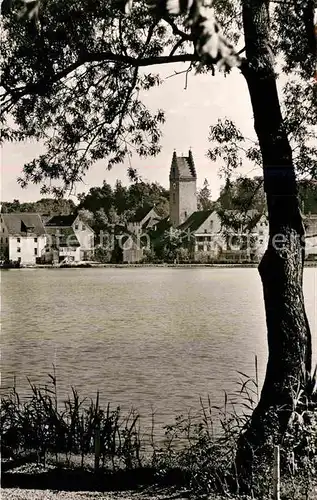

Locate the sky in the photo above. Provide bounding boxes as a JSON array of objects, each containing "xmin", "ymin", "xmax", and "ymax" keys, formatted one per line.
[{"xmin": 1, "ymin": 62, "xmax": 262, "ymax": 203}]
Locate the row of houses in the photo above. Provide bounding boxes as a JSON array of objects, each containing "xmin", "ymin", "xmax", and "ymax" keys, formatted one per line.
[
  {"xmin": 119, "ymin": 151, "xmax": 317, "ymax": 262},
  {"xmin": 119, "ymin": 204, "xmax": 270, "ymax": 263},
  {"xmin": 0, "ymin": 213, "xmax": 94, "ymax": 265},
  {"xmin": 1, "ymin": 205, "xmax": 316, "ymax": 266},
  {"xmin": 123, "ymin": 206, "xmax": 317, "ymax": 263},
  {"xmin": 1, "ymin": 151, "xmax": 316, "ymax": 265}
]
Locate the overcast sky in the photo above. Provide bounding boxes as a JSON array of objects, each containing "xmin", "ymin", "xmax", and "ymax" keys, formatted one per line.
[{"xmin": 1, "ymin": 62, "xmax": 262, "ymax": 203}]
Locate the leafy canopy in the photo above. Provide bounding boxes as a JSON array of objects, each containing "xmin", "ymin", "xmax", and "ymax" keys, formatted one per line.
[{"xmin": 1, "ymin": 0, "xmax": 316, "ymax": 195}]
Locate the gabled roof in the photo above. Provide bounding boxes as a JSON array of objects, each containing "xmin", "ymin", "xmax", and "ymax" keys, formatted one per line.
[
  {"xmin": 215, "ymin": 209, "xmax": 266, "ymax": 231},
  {"xmin": 170, "ymin": 150, "xmax": 196, "ymax": 180},
  {"xmin": 2, "ymin": 213, "xmax": 46, "ymax": 236},
  {"xmin": 142, "ymin": 216, "xmax": 161, "ymax": 230},
  {"xmin": 41, "ymin": 214, "xmax": 55, "ymax": 225},
  {"xmin": 45, "ymin": 227, "xmax": 80, "ymax": 247},
  {"xmin": 178, "ymin": 210, "xmax": 213, "ymax": 233},
  {"xmin": 148, "ymin": 216, "xmax": 172, "ymax": 240},
  {"xmin": 128, "ymin": 205, "xmax": 154, "ymax": 223},
  {"xmin": 45, "ymin": 214, "xmax": 77, "ymax": 227}
]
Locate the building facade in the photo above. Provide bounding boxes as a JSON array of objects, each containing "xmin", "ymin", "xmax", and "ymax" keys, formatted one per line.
[
  {"xmin": 127, "ymin": 205, "xmax": 161, "ymax": 236},
  {"xmin": 0, "ymin": 213, "xmax": 47, "ymax": 264},
  {"xmin": 44, "ymin": 214, "xmax": 94, "ymax": 263},
  {"xmin": 305, "ymin": 214, "xmax": 317, "ymax": 258},
  {"xmin": 169, "ymin": 150, "xmax": 197, "ymax": 227},
  {"xmin": 123, "ymin": 206, "xmax": 160, "ymax": 263}
]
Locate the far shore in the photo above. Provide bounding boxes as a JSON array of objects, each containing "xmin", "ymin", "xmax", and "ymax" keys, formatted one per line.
[{"xmin": 1, "ymin": 261, "xmax": 317, "ymax": 269}]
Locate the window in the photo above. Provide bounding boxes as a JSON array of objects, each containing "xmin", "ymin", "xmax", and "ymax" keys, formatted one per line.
[
  {"xmin": 206, "ymin": 244, "xmax": 211, "ymax": 251},
  {"xmin": 198, "ymin": 244, "xmax": 204, "ymax": 251},
  {"xmin": 184, "ymin": 211, "xmax": 187, "ymax": 219},
  {"xmin": 17, "ymin": 247, "xmax": 21, "ymax": 253},
  {"xmin": 34, "ymin": 237, "xmax": 38, "ymax": 243},
  {"xmin": 3, "ymin": 228, "xmax": 5, "ymax": 233},
  {"xmin": 75, "ymin": 224, "xmax": 79, "ymax": 230},
  {"xmin": 205, "ymin": 236, "xmax": 211, "ymax": 242},
  {"xmin": 34, "ymin": 248, "xmax": 38, "ymax": 255},
  {"xmin": 82, "ymin": 224, "xmax": 86, "ymax": 230},
  {"xmin": 210, "ymin": 220, "xmax": 214, "ymax": 230},
  {"xmin": 17, "ymin": 237, "xmax": 20, "ymax": 242},
  {"xmin": 6, "ymin": 238, "xmax": 8, "ymax": 243}
]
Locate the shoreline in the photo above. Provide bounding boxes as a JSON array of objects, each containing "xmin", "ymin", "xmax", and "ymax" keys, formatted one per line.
[{"xmin": 1, "ymin": 261, "xmax": 317, "ymax": 269}]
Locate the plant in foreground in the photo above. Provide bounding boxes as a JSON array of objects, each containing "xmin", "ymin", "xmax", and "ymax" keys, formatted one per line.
[{"xmin": 1, "ymin": 362, "xmax": 317, "ymax": 499}]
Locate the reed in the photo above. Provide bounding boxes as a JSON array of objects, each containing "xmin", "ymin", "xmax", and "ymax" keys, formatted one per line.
[
  {"xmin": 1, "ymin": 359, "xmax": 317, "ymax": 499},
  {"xmin": 1, "ymin": 371, "xmax": 143, "ymax": 471}
]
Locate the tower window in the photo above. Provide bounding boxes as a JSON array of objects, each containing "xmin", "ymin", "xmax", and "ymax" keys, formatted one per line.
[{"xmin": 184, "ymin": 211, "xmax": 187, "ymax": 218}]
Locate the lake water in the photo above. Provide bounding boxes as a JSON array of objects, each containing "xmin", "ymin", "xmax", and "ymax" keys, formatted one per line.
[{"xmin": 1, "ymin": 267, "xmax": 316, "ymax": 434}]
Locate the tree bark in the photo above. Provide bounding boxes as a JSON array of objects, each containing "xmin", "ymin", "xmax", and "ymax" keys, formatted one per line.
[{"xmin": 236, "ymin": 0, "xmax": 312, "ymax": 491}]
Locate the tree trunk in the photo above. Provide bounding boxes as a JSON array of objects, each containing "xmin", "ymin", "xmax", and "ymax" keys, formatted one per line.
[{"xmin": 236, "ymin": 0, "xmax": 312, "ymax": 490}]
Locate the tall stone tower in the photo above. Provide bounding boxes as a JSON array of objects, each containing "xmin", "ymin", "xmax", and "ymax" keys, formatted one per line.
[{"xmin": 169, "ymin": 150, "xmax": 197, "ymax": 227}]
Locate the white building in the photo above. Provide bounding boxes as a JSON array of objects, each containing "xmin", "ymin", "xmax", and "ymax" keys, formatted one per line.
[
  {"xmin": 124, "ymin": 205, "xmax": 161, "ymax": 263},
  {"xmin": 127, "ymin": 205, "xmax": 161, "ymax": 236},
  {"xmin": 305, "ymin": 214, "xmax": 317, "ymax": 258},
  {"xmin": 177, "ymin": 209, "xmax": 269, "ymax": 262},
  {"xmin": 0, "ymin": 213, "xmax": 47, "ymax": 264},
  {"xmin": 44, "ymin": 214, "xmax": 94, "ymax": 263}
]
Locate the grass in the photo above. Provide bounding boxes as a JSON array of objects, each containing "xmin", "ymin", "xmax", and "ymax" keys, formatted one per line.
[
  {"xmin": 1, "ymin": 360, "xmax": 317, "ymax": 499},
  {"xmin": 1, "ymin": 371, "xmax": 144, "ymax": 472}
]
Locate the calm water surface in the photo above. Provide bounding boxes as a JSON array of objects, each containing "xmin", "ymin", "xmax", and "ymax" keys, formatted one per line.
[{"xmin": 1, "ymin": 268, "xmax": 316, "ymax": 431}]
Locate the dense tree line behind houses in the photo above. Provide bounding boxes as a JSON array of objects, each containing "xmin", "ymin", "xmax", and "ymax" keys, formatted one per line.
[
  {"xmin": 2, "ymin": 177, "xmax": 316, "ymax": 222},
  {"xmin": 1, "ymin": 177, "xmax": 316, "ymax": 262}
]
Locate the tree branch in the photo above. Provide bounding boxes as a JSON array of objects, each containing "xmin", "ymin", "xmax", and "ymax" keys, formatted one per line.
[
  {"xmin": 1, "ymin": 51, "xmax": 198, "ymax": 112},
  {"xmin": 161, "ymin": 14, "xmax": 194, "ymax": 41},
  {"xmin": 169, "ymin": 39, "xmax": 184, "ymax": 56}
]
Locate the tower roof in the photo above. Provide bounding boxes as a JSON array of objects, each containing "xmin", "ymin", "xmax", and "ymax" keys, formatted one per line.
[{"xmin": 170, "ymin": 150, "xmax": 196, "ymax": 180}]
